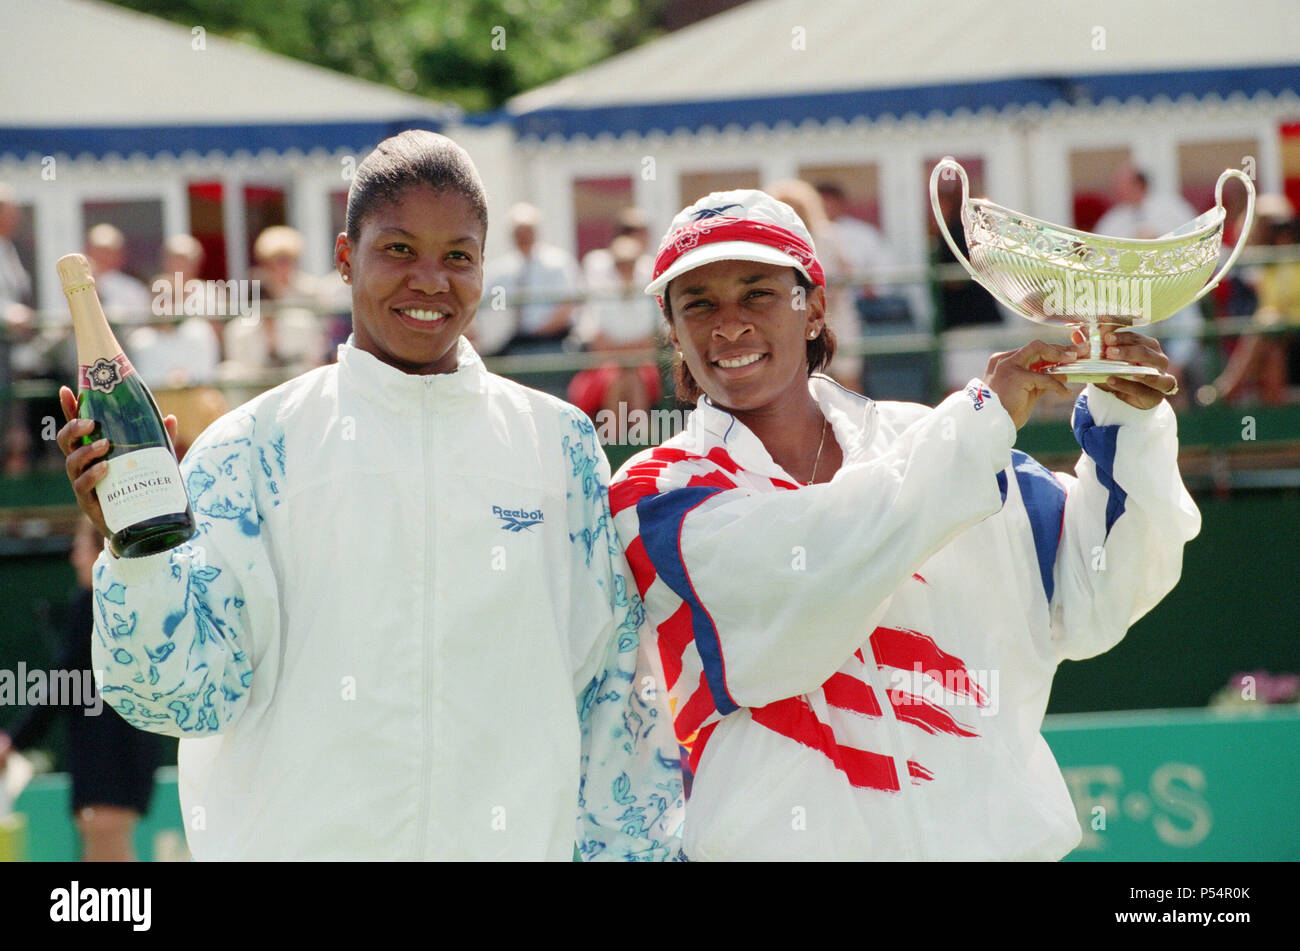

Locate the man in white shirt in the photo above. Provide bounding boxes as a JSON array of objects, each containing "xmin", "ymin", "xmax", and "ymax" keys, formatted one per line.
[
  {"xmin": 569, "ymin": 235, "xmax": 663, "ymax": 430},
  {"xmin": 477, "ymin": 203, "xmax": 583, "ymax": 398},
  {"xmin": 478, "ymin": 203, "xmax": 581, "ymax": 355},
  {"xmin": 0, "ymin": 185, "xmax": 31, "ymax": 311},
  {"xmin": 815, "ymin": 183, "xmax": 898, "ymax": 297},
  {"xmin": 582, "ymin": 206, "xmax": 652, "ymax": 289},
  {"xmin": 128, "ymin": 234, "xmax": 221, "ymax": 387},
  {"xmin": 576, "ymin": 235, "xmax": 658, "ymax": 349},
  {"xmin": 1, "ymin": 184, "xmax": 36, "ymax": 473},
  {"xmin": 86, "ymin": 223, "xmax": 153, "ymax": 326},
  {"xmin": 1094, "ymin": 164, "xmax": 1202, "ymax": 396}
]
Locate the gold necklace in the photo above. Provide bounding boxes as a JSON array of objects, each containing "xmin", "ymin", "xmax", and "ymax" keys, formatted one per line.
[{"xmin": 803, "ymin": 417, "xmax": 828, "ymax": 485}]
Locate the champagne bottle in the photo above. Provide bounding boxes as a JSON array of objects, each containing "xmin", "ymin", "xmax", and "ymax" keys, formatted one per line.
[{"xmin": 58, "ymin": 253, "xmax": 196, "ymax": 558}]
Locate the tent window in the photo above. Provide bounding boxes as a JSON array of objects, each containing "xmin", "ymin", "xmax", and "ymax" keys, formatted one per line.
[
  {"xmin": 926, "ymin": 154, "xmax": 986, "ymax": 238},
  {"xmin": 1178, "ymin": 138, "xmax": 1258, "ymax": 219},
  {"xmin": 573, "ymin": 176, "xmax": 634, "ymax": 261},
  {"xmin": 799, "ymin": 163, "xmax": 883, "ymax": 227},
  {"xmin": 680, "ymin": 169, "xmax": 760, "ymax": 208},
  {"xmin": 243, "ymin": 184, "xmax": 289, "ymax": 266},
  {"xmin": 1069, "ymin": 146, "xmax": 1134, "ymax": 233},
  {"xmin": 81, "ymin": 199, "xmax": 164, "ymax": 286}
]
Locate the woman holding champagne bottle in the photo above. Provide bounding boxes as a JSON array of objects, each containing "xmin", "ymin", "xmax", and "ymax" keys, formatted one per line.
[{"xmin": 56, "ymin": 130, "xmax": 682, "ymax": 861}]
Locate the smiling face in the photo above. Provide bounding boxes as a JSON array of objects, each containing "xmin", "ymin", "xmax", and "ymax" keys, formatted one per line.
[
  {"xmin": 666, "ymin": 259, "xmax": 824, "ymax": 415},
  {"xmin": 334, "ymin": 185, "xmax": 484, "ymax": 375}
]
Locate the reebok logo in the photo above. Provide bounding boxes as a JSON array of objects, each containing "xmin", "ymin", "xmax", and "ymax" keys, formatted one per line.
[
  {"xmin": 689, "ymin": 204, "xmax": 743, "ymax": 220},
  {"xmin": 493, "ymin": 505, "xmax": 543, "ymax": 532},
  {"xmin": 966, "ymin": 383, "xmax": 992, "ymax": 411}
]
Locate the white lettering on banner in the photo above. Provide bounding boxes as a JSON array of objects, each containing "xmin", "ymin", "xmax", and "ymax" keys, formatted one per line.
[{"xmin": 1061, "ymin": 763, "xmax": 1213, "ymax": 851}]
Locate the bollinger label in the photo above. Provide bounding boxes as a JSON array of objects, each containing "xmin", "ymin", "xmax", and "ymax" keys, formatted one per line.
[
  {"xmin": 80, "ymin": 354, "xmax": 135, "ymax": 394},
  {"xmin": 97, "ymin": 447, "xmax": 189, "ymax": 533}
]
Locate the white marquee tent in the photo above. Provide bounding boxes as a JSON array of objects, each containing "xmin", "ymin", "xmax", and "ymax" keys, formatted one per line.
[
  {"xmin": 4, "ymin": 0, "xmax": 1298, "ymax": 321},
  {"xmin": 480, "ymin": 0, "xmax": 1300, "ymax": 331},
  {"xmin": 0, "ymin": 0, "xmax": 469, "ymax": 308}
]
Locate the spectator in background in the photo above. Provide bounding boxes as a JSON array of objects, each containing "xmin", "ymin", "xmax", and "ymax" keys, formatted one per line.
[
  {"xmin": 249, "ymin": 225, "xmax": 319, "ymax": 304},
  {"xmin": 765, "ymin": 179, "xmax": 861, "ymax": 392},
  {"xmin": 0, "ymin": 518, "xmax": 165, "ymax": 861},
  {"xmin": 568, "ymin": 234, "xmax": 662, "ymax": 436},
  {"xmin": 815, "ymin": 183, "xmax": 898, "ymax": 297},
  {"xmin": 85, "ymin": 224, "xmax": 152, "ymax": 326},
  {"xmin": 129, "ymin": 234, "xmax": 229, "ymax": 457},
  {"xmin": 582, "ymin": 206, "xmax": 651, "ymax": 287},
  {"xmin": 477, "ymin": 203, "xmax": 582, "ymax": 397},
  {"xmin": 480, "ymin": 203, "xmax": 581, "ymax": 357},
  {"xmin": 221, "ymin": 225, "xmax": 326, "ymax": 382},
  {"xmin": 1205, "ymin": 195, "xmax": 1300, "ymax": 405},
  {"xmin": 127, "ymin": 234, "xmax": 221, "ymax": 387},
  {"xmin": 1094, "ymin": 164, "xmax": 1201, "ymax": 402},
  {"xmin": 2, "ymin": 184, "xmax": 38, "ymax": 474},
  {"xmin": 2, "ymin": 189, "xmax": 68, "ymax": 473},
  {"xmin": 0, "ymin": 185, "xmax": 31, "ymax": 309},
  {"xmin": 819, "ymin": 181, "xmax": 930, "ymax": 401}
]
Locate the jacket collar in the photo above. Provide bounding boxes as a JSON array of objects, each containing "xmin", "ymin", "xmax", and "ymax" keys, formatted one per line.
[
  {"xmin": 336, "ymin": 335, "xmax": 489, "ymax": 415},
  {"xmin": 690, "ymin": 374, "xmax": 878, "ymax": 481}
]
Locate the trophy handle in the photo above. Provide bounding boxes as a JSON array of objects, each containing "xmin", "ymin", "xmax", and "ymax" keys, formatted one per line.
[
  {"xmin": 1187, "ymin": 168, "xmax": 1256, "ymax": 306},
  {"xmin": 929, "ymin": 157, "xmax": 1036, "ymax": 322},
  {"xmin": 929, "ymin": 158, "xmax": 984, "ymax": 286}
]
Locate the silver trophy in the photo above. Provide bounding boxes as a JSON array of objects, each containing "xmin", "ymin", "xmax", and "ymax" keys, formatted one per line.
[{"xmin": 929, "ymin": 157, "xmax": 1255, "ymax": 383}]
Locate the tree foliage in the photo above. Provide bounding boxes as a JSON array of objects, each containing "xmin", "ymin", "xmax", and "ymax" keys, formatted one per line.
[{"xmin": 106, "ymin": 0, "xmax": 663, "ymax": 111}]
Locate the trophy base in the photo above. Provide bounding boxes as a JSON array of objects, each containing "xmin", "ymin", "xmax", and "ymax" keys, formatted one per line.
[{"xmin": 1044, "ymin": 360, "xmax": 1163, "ymax": 385}]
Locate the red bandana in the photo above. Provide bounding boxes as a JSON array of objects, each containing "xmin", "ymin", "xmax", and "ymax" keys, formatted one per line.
[{"xmin": 652, "ymin": 217, "xmax": 826, "ymax": 297}]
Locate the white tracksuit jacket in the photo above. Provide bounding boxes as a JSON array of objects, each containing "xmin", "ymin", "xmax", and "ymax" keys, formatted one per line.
[
  {"xmin": 90, "ymin": 338, "xmax": 684, "ymax": 860},
  {"xmin": 609, "ymin": 375, "xmax": 1200, "ymax": 860}
]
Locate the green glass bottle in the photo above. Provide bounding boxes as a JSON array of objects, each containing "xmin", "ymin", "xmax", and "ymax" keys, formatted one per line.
[{"xmin": 58, "ymin": 253, "xmax": 197, "ymax": 558}]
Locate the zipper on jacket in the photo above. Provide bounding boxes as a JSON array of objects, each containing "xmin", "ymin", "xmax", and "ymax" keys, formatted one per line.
[
  {"xmin": 414, "ymin": 377, "xmax": 437, "ymax": 858},
  {"xmin": 847, "ymin": 400, "xmax": 921, "ymax": 858}
]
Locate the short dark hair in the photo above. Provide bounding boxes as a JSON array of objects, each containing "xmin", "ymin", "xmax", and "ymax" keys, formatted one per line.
[
  {"xmin": 345, "ymin": 130, "xmax": 489, "ymax": 243},
  {"xmin": 662, "ymin": 269, "xmax": 837, "ymax": 404}
]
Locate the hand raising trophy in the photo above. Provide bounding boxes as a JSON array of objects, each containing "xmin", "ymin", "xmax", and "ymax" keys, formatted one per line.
[{"xmin": 930, "ymin": 157, "xmax": 1255, "ymax": 383}]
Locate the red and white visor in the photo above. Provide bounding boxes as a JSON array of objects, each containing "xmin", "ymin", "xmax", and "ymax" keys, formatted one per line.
[{"xmin": 645, "ymin": 189, "xmax": 825, "ymax": 302}]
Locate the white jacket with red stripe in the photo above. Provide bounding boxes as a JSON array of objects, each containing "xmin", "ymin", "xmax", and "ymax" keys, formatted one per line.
[{"xmin": 610, "ymin": 375, "xmax": 1200, "ymax": 860}]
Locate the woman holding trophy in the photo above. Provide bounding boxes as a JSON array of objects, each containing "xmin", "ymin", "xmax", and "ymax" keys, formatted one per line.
[{"xmin": 609, "ymin": 187, "xmax": 1200, "ymax": 860}]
